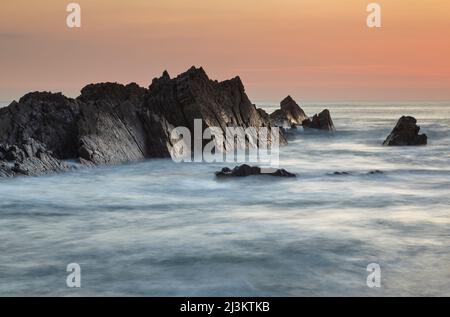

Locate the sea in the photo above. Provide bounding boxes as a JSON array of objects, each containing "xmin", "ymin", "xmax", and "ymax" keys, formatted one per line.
[{"xmin": 0, "ymin": 102, "xmax": 449, "ymax": 296}]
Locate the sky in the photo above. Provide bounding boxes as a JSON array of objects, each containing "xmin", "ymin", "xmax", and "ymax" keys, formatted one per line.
[{"xmin": 1, "ymin": 0, "xmax": 450, "ymax": 103}]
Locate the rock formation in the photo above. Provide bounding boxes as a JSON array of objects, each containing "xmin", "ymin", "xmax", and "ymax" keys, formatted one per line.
[
  {"xmin": 215, "ymin": 164, "xmax": 296, "ymax": 177},
  {"xmin": 0, "ymin": 66, "xmax": 284, "ymax": 177},
  {"xmin": 270, "ymin": 96, "xmax": 308, "ymax": 128},
  {"xmin": 0, "ymin": 138, "xmax": 70, "ymax": 177},
  {"xmin": 383, "ymin": 116, "xmax": 427, "ymax": 146},
  {"xmin": 302, "ymin": 109, "xmax": 335, "ymax": 131},
  {"xmin": 0, "ymin": 92, "xmax": 81, "ymax": 159}
]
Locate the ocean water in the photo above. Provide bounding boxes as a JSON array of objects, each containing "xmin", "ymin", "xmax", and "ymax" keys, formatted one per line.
[{"xmin": 0, "ymin": 102, "xmax": 449, "ymax": 296}]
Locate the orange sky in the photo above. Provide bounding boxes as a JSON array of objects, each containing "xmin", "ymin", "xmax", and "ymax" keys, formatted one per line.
[{"xmin": 1, "ymin": 0, "xmax": 450, "ymax": 102}]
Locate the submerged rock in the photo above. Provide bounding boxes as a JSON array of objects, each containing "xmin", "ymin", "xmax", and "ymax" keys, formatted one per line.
[
  {"xmin": 330, "ymin": 171, "xmax": 352, "ymax": 176},
  {"xmin": 270, "ymin": 96, "xmax": 308, "ymax": 128},
  {"xmin": 302, "ymin": 109, "xmax": 335, "ymax": 131},
  {"xmin": 215, "ymin": 164, "xmax": 296, "ymax": 178},
  {"xmin": 383, "ymin": 116, "xmax": 427, "ymax": 146},
  {"xmin": 328, "ymin": 170, "xmax": 384, "ymax": 176}
]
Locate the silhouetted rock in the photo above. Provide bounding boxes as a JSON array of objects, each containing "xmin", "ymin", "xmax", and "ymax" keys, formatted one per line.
[
  {"xmin": 383, "ymin": 116, "xmax": 427, "ymax": 146},
  {"xmin": 146, "ymin": 66, "xmax": 286, "ymax": 153},
  {"xmin": 0, "ymin": 92, "xmax": 81, "ymax": 159},
  {"xmin": 270, "ymin": 96, "xmax": 308, "ymax": 128},
  {"xmin": 302, "ymin": 109, "xmax": 335, "ymax": 131},
  {"xmin": 368, "ymin": 170, "xmax": 384, "ymax": 175},
  {"xmin": 215, "ymin": 164, "xmax": 296, "ymax": 177},
  {"xmin": 0, "ymin": 66, "xmax": 285, "ymax": 177}
]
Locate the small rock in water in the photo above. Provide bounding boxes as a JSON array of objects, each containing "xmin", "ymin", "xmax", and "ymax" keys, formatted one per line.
[
  {"xmin": 368, "ymin": 170, "xmax": 384, "ymax": 175},
  {"xmin": 215, "ymin": 164, "xmax": 296, "ymax": 178},
  {"xmin": 330, "ymin": 171, "xmax": 351, "ymax": 176},
  {"xmin": 302, "ymin": 109, "xmax": 335, "ymax": 131},
  {"xmin": 269, "ymin": 96, "xmax": 308, "ymax": 128},
  {"xmin": 383, "ymin": 116, "xmax": 427, "ymax": 146}
]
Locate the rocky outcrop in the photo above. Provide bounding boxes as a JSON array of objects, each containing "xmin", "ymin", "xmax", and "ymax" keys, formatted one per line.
[
  {"xmin": 0, "ymin": 138, "xmax": 70, "ymax": 177},
  {"xmin": 302, "ymin": 109, "xmax": 335, "ymax": 131},
  {"xmin": 215, "ymin": 164, "xmax": 296, "ymax": 177},
  {"xmin": 383, "ymin": 116, "xmax": 427, "ymax": 146},
  {"xmin": 270, "ymin": 96, "xmax": 308, "ymax": 128},
  {"xmin": 76, "ymin": 82, "xmax": 170, "ymax": 165},
  {"xmin": 0, "ymin": 92, "xmax": 80, "ymax": 159},
  {"xmin": 0, "ymin": 66, "xmax": 284, "ymax": 177},
  {"xmin": 146, "ymin": 66, "xmax": 286, "ymax": 153}
]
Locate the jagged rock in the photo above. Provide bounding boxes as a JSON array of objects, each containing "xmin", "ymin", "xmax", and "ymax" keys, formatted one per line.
[
  {"xmin": 0, "ymin": 162, "xmax": 15, "ymax": 177},
  {"xmin": 145, "ymin": 66, "xmax": 286, "ymax": 153},
  {"xmin": 368, "ymin": 170, "xmax": 384, "ymax": 175},
  {"xmin": 256, "ymin": 108, "xmax": 270, "ymax": 122},
  {"xmin": 0, "ymin": 92, "xmax": 80, "ymax": 158},
  {"xmin": 302, "ymin": 109, "xmax": 335, "ymax": 131},
  {"xmin": 76, "ymin": 82, "xmax": 170, "ymax": 165},
  {"xmin": 215, "ymin": 164, "xmax": 296, "ymax": 177},
  {"xmin": 270, "ymin": 96, "xmax": 308, "ymax": 128},
  {"xmin": 148, "ymin": 67, "xmax": 267, "ymax": 130},
  {"xmin": 0, "ymin": 66, "xmax": 285, "ymax": 177},
  {"xmin": 0, "ymin": 139, "xmax": 70, "ymax": 176},
  {"xmin": 383, "ymin": 116, "xmax": 427, "ymax": 146}
]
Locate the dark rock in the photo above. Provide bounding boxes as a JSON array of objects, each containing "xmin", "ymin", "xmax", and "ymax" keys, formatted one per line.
[
  {"xmin": 256, "ymin": 108, "xmax": 270, "ymax": 122},
  {"xmin": 0, "ymin": 92, "xmax": 81, "ymax": 159},
  {"xmin": 215, "ymin": 164, "xmax": 296, "ymax": 177},
  {"xmin": 302, "ymin": 109, "xmax": 335, "ymax": 131},
  {"xmin": 0, "ymin": 66, "xmax": 286, "ymax": 177},
  {"xmin": 76, "ymin": 82, "xmax": 170, "ymax": 165},
  {"xmin": 270, "ymin": 96, "xmax": 308, "ymax": 128},
  {"xmin": 145, "ymin": 66, "xmax": 286, "ymax": 153},
  {"xmin": 0, "ymin": 161, "xmax": 15, "ymax": 177},
  {"xmin": 383, "ymin": 116, "xmax": 427, "ymax": 146},
  {"xmin": 330, "ymin": 171, "xmax": 352, "ymax": 176},
  {"xmin": 368, "ymin": 170, "xmax": 383, "ymax": 175},
  {"xmin": 0, "ymin": 138, "xmax": 70, "ymax": 176}
]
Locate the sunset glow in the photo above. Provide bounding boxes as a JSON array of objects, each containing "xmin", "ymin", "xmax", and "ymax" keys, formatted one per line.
[{"xmin": 1, "ymin": 0, "xmax": 449, "ymax": 102}]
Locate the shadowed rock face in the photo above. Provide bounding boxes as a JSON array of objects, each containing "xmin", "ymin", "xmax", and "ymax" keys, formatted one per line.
[
  {"xmin": 270, "ymin": 96, "xmax": 308, "ymax": 128},
  {"xmin": 146, "ymin": 66, "xmax": 285, "ymax": 151},
  {"xmin": 383, "ymin": 116, "xmax": 427, "ymax": 146},
  {"xmin": 0, "ymin": 92, "xmax": 81, "ymax": 159},
  {"xmin": 302, "ymin": 109, "xmax": 335, "ymax": 131},
  {"xmin": 215, "ymin": 164, "xmax": 296, "ymax": 178},
  {"xmin": 0, "ymin": 66, "xmax": 284, "ymax": 177},
  {"xmin": 0, "ymin": 138, "xmax": 70, "ymax": 177},
  {"xmin": 76, "ymin": 82, "xmax": 170, "ymax": 165}
]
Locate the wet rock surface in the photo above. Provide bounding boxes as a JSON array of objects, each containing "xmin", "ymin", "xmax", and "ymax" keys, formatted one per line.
[
  {"xmin": 328, "ymin": 170, "xmax": 385, "ymax": 177},
  {"xmin": 215, "ymin": 164, "xmax": 296, "ymax": 177},
  {"xmin": 0, "ymin": 138, "xmax": 70, "ymax": 177},
  {"xmin": 383, "ymin": 116, "xmax": 427, "ymax": 146}
]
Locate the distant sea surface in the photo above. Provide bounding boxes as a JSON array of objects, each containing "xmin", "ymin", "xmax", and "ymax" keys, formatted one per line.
[{"xmin": 1, "ymin": 102, "xmax": 450, "ymax": 296}]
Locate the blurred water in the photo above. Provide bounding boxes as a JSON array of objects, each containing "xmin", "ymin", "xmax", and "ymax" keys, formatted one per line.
[{"xmin": 0, "ymin": 102, "xmax": 449, "ymax": 296}]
